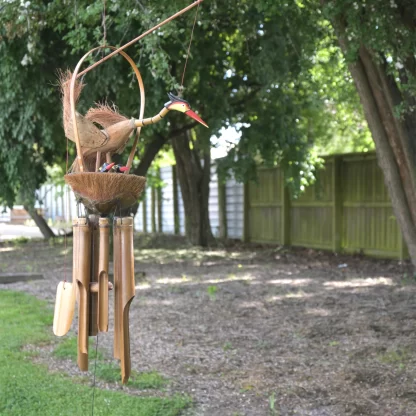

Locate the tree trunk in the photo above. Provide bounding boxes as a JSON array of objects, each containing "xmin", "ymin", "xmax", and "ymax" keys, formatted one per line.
[
  {"xmin": 333, "ymin": 20, "xmax": 416, "ymax": 267},
  {"xmin": 24, "ymin": 204, "xmax": 56, "ymax": 239},
  {"xmin": 172, "ymin": 131, "xmax": 214, "ymax": 246}
]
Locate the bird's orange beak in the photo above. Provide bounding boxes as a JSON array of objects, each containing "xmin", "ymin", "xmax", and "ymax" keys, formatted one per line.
[{"xmin": 185, "ymin": 109, "xmax": 208, "ymax": 128}]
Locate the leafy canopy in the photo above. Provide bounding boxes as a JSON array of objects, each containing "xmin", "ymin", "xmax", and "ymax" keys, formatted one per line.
[{"xmin": 0, "ymin": 0, "xmax": 371, "ymax": 205}]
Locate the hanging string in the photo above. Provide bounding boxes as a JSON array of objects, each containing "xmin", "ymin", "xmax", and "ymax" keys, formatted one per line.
[
  {"xmin": 63, "ymin": 109, "xmax": 70, "ymax": 288},
  {"xmin": 180, "ymin": 1, "xmax": 200, "ymax": 90},
  {"xmin": 102, "ymin": 0, "xmax": 107, "ymax": 47},
  {"xmin": 91, "ymin": 334, "xmax": 99, "ymax": 416}
]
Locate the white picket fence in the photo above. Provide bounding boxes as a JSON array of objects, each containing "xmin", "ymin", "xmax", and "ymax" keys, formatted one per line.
[{"xmin": 33, "ymin": 165, "xmax": 244, "ymax": 239}]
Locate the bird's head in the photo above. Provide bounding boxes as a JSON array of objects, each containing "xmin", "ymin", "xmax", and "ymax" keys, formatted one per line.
[{"xmin": 164, "ymin": 92, "xmax": 208, "ymax": 128}]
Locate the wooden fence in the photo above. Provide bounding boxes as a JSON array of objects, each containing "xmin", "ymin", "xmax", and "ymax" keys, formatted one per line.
[
  {"xmin": 244, "ymin": 153, "xmax": 406, "ymax": 259},
  {"xmin": 135, "ymin": 165, "xmax": 244, "ymax": 239},
  {"xmin": 29, "ymin": 151, "xmax": 406, "ymax": 260}
]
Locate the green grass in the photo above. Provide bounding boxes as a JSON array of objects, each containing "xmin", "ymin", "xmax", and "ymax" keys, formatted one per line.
[
  {"xmin": 377, "ymin": 348, "xmax": 410, "ymax": 365},
  {"xmin": 0, "ymin": 290, "xmax": 190, "ymax": 416},
  {"xmin": 12, "ymin": 236, "xmax": 30, "ymax": 246},
  {"xmin": 53, "ymin": 336, "xmax": 169, "ymax": 389},
  {"xmin": 95, "ymin": 364, "xmax": 169, "ymax": 389},
  {"xmin": 53, "ymin": 336, "xmax": 104, "ymax": 361}
]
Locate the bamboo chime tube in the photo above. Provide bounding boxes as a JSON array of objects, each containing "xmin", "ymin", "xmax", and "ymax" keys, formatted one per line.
[
  {"xmin": 113, "ymin": 218, "xmax": 121, "ymax": 360},
  {"xmin": 76, "ymin": 218, "xmax": 91, "ymax": 371},
  {"xmin": 120, "ymin": 217, "xmax": 135, "ymax": 383},
  {"xmin": 114, "ymin": 217, "xmax": 135, "ymax": 383},
  {"xmin": 98, "ymin": 218, "xmax": 110, "ymax": 332},
  {"xmin": 88, "ymin": 216, "xmax": 100, "ymax": 336}
]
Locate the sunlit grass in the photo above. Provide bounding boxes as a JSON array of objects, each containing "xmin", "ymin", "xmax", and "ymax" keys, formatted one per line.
[
  {"xmin": 53, "ymin": 335, "xmax": 170, "ymax": 390},
  {"xmin": 0, "ymin": 290, "xmax": 190, "ymax": 415}
]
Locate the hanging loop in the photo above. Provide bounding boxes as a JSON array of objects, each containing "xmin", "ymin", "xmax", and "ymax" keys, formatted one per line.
[{"xmin": 69, "ymin": 46, "xmax": 145, "ymax": 172}]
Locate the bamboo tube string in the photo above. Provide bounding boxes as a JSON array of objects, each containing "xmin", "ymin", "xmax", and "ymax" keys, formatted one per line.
[
  {"xmin": 76, "ymin": 0, "xmax": 203, "ymax": 80},
  {"xmin": 91, "ymin": 333, "xmax": 99, "ymax": 416}
]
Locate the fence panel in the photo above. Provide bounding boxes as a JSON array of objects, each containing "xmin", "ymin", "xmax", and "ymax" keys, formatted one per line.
[
  {"xmin": 30, "ymin": 153, "xmax": 406, "ymax": 260},
  {"xmin": 248, "ymin": 168, "xmax": 282, "ymax": 243},
  {"xmin": 290, "ymin": 160, "xmax": 334, "ymax": 249},
  {"xmin": 209, "ymin": 165, "xmax": 220, "ymax": 237},
  {"xmin": 245, "ymin": 153, "xmax": 405, "ymax": 259},
  {"xmin": 226, "ymin": 178, "xmax": 244, "ymax": 239},
  {"xmin": 341, "ymin": 155, "xmax": 402, "ymax": 258},
  {"xmin": 135, "ymin": 201, "xmax": 144, "ymax": 231},
  {"xmin": 160, "ymin": 166, "xmax": 175, "ymax": 234}
]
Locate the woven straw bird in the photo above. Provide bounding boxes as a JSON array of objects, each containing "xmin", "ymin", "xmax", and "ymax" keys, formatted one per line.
[{"xmin": 60, "ymin": 71, "xmax": 208, "ymax": 172}]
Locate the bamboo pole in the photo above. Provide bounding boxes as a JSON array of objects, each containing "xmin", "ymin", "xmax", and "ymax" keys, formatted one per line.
[
  {"xmin": 98, "ymin": 218, "xmax": 110, "ymax": 332},
  {"xmin": 119, "ymin": 217, "xmax": 135, "ymax": 384},
  {"xmin": 113, "ymin": 217, "xmax": 135, "ymax": 383},
  {"xmin": 113, "ymin": 218, "xmax": 121, "ymax": 360},
  {"xmin": 76, "ymin": 217, "xmax": 91, "ymax": 371},
  {"xmin": 88, "ymin": 215, "xmax": 99, "ymax": 336}
]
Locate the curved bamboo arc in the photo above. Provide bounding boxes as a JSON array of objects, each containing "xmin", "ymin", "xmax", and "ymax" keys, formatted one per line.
[
  {"xmin": 76, "ymin": 0, "xmax": 203, "ymax": 80},
  {"xmin": 69, "ymin": 46, "xmax": 145, "ymax": 172}
]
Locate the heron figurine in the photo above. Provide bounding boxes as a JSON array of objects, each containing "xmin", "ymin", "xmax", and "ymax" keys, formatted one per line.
[{"xmin": 61, "ymin": 72, "xmax": 208, "ymax": 172}]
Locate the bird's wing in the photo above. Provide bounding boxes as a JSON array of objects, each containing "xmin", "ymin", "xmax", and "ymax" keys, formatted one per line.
[
  {"xmin": 66, "ymin": 112, "xmax": 109, "ymax": 149},
  {"xmin": 86, "ymin": 104, "xmax": 129, "ymax": 129}
]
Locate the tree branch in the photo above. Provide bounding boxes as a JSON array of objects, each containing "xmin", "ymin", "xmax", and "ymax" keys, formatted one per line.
[
  {"xmin": 131, "ymin": 134, "xmax": 167, "ymax": 177},
  {"xmin": 169, "ymin": 121, "xmax": 199, "ymax": 139}
]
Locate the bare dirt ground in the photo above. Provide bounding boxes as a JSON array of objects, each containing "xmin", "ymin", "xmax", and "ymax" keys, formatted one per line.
[{"xmin": 1, "ymin": 234, "xmax": 416, "ymax": 416}]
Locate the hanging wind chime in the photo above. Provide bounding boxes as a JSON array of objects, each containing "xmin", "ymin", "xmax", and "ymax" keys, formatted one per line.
[{"xmin": 52, "ymin": 0, "xmax": 207, "ymax": 384}]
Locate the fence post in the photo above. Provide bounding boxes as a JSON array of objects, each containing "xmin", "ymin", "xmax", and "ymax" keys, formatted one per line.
[
  {"xmin": 157, "ymin": 168, "xmax": 163, "ymax": 233},
  {"xmin": 218, "ymin": 180, "xmax": 227, "ymax": 239},
  {"xmin": 332, "ymin": 156, "xmax": 343, "ymax": 252},
  {"xmin": 172, "ymin": 165, "xmax": 180, "ymax": 234},
  {"xmin": 151, "ymin": 186, "xmax": 156, "ymax": 233},
  {"xmin": 281, "ymin": 170, "xmax": 291, "ymax": 246},
  {"xmin": 243, "ymin": 182, "xmax": 250, "ymax": 242}
]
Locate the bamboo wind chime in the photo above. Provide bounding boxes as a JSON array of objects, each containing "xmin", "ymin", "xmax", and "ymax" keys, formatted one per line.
[{"xmin": 52, "ymin": 0, "xmax": 207, "ymax": 384}]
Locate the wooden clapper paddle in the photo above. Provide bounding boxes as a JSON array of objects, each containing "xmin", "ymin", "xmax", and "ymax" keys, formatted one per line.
[{"xmin": 52, "ymin": 218, "xmax": 87, "ymax": 338}]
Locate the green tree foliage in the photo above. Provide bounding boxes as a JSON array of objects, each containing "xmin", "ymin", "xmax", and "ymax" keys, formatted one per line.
[
  {"xmin": 0, "ymin": 3, "xmax": 63, "ymax": 206},
  {"xmin": 308, "ymin": 27, "xmax": 373, "ymax": 155},
  {"xmin": 0, "ymin": 0, "xmax": 370, "ymax": 207}
]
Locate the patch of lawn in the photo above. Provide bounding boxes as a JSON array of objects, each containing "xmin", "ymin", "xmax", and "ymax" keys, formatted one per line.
[
  {"xmin": 95, "ymin": 363, "xmax": 168, "ymax": 389},
  {"xmin": 54, "ymin": 337, "xmax": 169, "ymax": 389},
  {"xmin": 0, "ymin": 290, "xmax": 190, "ymax": 416},
  {"xmin": 53, "ymin": 336, "xmax": 104, "ymax": 361},
  {"xmin": 129, "ymin": 371, "xmax": 169, "ymax": 389}
]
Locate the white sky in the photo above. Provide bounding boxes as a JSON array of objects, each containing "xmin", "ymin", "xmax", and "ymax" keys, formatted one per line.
[{"xmin": 211, "ymin": 126, "xmax": 241, "ymax": 160}]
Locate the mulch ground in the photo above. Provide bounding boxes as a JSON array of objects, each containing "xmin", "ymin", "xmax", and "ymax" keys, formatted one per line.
[{"xmin": 1, "ymin": 234, "xmax": 416, "ymax": 416}]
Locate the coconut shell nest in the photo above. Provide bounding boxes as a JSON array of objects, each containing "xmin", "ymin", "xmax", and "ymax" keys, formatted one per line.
[{"xmin": 64, "ymin": 173, "xmax": 146, "ymax": 215}]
